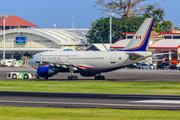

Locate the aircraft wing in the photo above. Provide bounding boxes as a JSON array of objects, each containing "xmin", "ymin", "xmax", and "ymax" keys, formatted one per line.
[
  {"xmin": 140, "ymin": 59, "xmax": 165, "ymax": 62},
  {"xmin": 153, "ymin": 52, "xmax": 175, "ymax": 56},
  {"xmin": 37, "ymin": 60, "xmax": 70, "ymax": 66},
  {"xmin": 38, "ymin": 60, "xmax": 90, "ymax": 70}
]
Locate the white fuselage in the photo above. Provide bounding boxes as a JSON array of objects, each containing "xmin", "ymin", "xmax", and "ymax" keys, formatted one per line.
[
  {"xmin": 28, "ymin": 18, "xmax": 154, "ymax": 79},
  {"xmin": 29, "ymin": 51, "xmax": 152, "ymax": 73}
]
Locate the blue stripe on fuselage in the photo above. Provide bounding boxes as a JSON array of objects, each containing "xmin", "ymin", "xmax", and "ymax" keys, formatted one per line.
[{"xmin": 77, "ymin": 66, "xmax": 126, "ymax": 73}]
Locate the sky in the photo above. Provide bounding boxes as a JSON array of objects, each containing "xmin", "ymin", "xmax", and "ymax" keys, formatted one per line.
[{"xmin": 0, "ymin": 0, "xmax": 179, "ymax": 29}]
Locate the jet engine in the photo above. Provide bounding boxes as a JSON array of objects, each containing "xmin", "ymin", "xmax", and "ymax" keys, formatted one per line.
[{"xmin": 37, "ymin": 66, "xmax": 58, "ymax": 77}]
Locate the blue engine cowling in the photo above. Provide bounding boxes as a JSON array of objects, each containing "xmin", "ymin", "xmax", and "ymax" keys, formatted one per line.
[{"xmin": 37, "ymin": 66, "xmax": 58, "ymax": 77}]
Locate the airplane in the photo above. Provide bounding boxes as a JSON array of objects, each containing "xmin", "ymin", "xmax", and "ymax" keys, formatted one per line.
[{"xmin": 28, "ymin": 18, "xmax": 154, "ymax": 80}]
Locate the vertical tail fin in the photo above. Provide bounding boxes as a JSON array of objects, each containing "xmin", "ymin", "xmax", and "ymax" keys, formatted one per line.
[{"xmin": 122, "ymin": 18, "xmax": 154, "ymax": 51}]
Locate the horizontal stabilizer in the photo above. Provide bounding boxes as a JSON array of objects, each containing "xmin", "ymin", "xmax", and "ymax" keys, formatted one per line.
[
  {"xmin": 125, "ymin": 52, "xmax": 143, "ymax": 60},
  {"xmin": 153, "ymin": 52, "xmax": 175, "ymax": 56}
]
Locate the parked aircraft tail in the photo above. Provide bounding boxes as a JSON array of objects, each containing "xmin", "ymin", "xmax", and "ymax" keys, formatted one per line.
[{"xmin": 121, "ymin": 18, "xmax": 154, "ymax": 51}]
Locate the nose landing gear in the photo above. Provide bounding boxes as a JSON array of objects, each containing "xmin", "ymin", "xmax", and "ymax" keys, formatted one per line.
[{"xmin": 67, "ymin": 66, "xmax": 78, "ymax": 80}]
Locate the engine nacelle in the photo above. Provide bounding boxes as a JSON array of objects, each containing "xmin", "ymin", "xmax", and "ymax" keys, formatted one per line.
[
  {"xmin": 37, "ymin": 66, "xmax": 58, "ymax": 77},
  {"xmin": 80, "ymin": 72, "xmax": 96, "ymax": 77}
]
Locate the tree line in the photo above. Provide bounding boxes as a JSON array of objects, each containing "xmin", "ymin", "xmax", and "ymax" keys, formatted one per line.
[{"xmin": 87, "ymin": 0, "xmax": 174, "ymax": 43}]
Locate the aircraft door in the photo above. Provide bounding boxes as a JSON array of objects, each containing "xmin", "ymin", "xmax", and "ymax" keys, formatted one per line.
[{"xmin": 110, "ymin": 53, "xmax": 116, "ymax": 64}]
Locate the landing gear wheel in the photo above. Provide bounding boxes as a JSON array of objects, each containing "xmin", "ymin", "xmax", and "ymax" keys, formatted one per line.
[
  {"xmin": 68, "ymin": 76, "xmax": 78, "ymax": 80},
  {"xmin": 101, "ymin": 76, "xmax": 105, "ymax": 80},
  {"xmin": 12, "ymin": 74, "xmax": 17, "ymax": 79},
  {"xmin": 38, "ymin": 77, "xmax": 48, "ymax": 80},
  {"xmin": 74, "ymin": 76, "xmax": 78, "ymax": 80},
  {"xmin": 24, "ymin": 74, "xmax": 29, "ymax": 79},
  {"xmin": 94, "ymin": 75, "xmax": 105, "ymax": 80},
  {"xmin": 68, "ymin": 76, "xmax": 71, "ymax": 80}
]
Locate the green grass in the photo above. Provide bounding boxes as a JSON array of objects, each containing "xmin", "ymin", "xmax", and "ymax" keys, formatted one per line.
[
  {"xmin": 0, "ymin": 106, "xmax": 180, "ymax": 120},
  {"xmin": 0, "ymin": 80, "xmax": 180, "ymax": 95}
]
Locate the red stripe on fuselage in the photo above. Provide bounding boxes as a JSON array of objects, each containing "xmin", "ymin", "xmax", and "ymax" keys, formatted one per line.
[{"xmin": 76, "ymin": 65, "xmax": 120, "ymax": 70}]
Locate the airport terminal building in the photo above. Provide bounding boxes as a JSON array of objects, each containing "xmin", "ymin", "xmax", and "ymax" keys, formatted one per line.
[
  {"xmin": 0, "ymin": 16, "xmax": 89, "ymax": 60},
  {"xmin": 111, "ymin": 32, "xmax": 180, "ymax": 64}
]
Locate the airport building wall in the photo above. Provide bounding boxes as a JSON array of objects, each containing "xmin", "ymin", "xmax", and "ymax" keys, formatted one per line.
[{"xmin": 0, "ymin": 28, "xmax": 89, "ymax": 60}]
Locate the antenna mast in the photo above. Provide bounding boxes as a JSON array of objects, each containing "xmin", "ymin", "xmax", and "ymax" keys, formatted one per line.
[{"xmin": 72, "ymin": 14, "xmax": 74, "ymax": 29}]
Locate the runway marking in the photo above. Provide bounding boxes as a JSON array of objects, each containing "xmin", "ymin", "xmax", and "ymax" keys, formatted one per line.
[
  {"xmin": 0, "ymin": 100, "xmax": 151, "ymax": 106},
  {"xmin": 0, "ymin": 100, "xmax": 180, "ymax": 108},
  {"xmin": 132, "ymin": 100, "xmax": 180, "ymax": 104}
]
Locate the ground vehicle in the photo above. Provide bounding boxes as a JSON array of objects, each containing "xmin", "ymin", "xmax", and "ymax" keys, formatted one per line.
[
  {"xmin": 171, "ymin": 58, "xmax": 178, "ymax": 65},
  {"xmin": 149, "ymin": 63, "xmax": 155, "ymax": 69},
  {"xmin": 140, "ymin": 63, "xmax": 151, "ymax": 69},
  {"xmin": 1, "ymin": 59, "xmax": 16, "ymax": 67},
  {"xmin": 1, "ymin": 59, "xmax": 22, "ymax": 67},
  {"xmin": 7, "ymin": 72, "xmax": 37, "ymax": 79},
  {"xmin": 158, "ymin": 58, "xmax": 178, "ymax": 66},
  {"xmin": 126, "ymin": 64, "xmax": 140, "ymax": 69},
  {"xmin": 140, "ymin": 63, "xmax": 155, "ymax": 69},
  {"xmin": 14, "ymin": 60, "xmax": 22, "ymax": 67},
  {"xmin": 156, "ymin": 64, "xmax": 167, "ymax": 70},
  {"xmin": 168, "ymin": 65, "xmax": 180, "ymax": 70}
]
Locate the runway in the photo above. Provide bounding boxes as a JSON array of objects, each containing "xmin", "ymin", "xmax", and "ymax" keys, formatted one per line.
[
  {"xmin": 1, "ymin": 67, "xmax": 180, "ymax": 110},
  {"xmin": 1, "ymin": 67, "xmax": 180, "ymax": 82},
  {"xmin": 1, "ymin": 91, "xmax": 180, "ymax": 110}
]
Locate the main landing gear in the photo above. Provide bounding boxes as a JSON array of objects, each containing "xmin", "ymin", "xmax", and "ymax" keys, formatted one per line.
[
  {"xmin": 37, "ymin": 76, "xmax": 48, "ymax": 80},
  {"xmin": 68, "ymin": 76, "xmax": 78, "ymax": 80},
  {"xmin": 68, "ymin": 66, "xmax": 78, "ymax": 80},
  {"xmin": 94, "ymin": 74, "xmax": 105, "ymax": 80}
]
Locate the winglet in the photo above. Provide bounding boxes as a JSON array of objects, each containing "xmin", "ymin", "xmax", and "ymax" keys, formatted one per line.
[{"xmin": 121, "ymin": 18, "xmax": 154, "ymax": 51}]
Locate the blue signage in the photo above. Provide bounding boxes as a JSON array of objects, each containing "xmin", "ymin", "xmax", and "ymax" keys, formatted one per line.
[
  {"xmin": 63, "ymin": 49, "xmax": 73, "ymax": 51},
  {"xmin": 16, "ymin": 37, "xmax": 26, "ymax": 44}
]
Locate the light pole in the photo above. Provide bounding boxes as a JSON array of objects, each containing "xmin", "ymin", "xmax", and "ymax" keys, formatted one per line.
[
  {"xmin": 106, "ymin": 13, "xmax": 114, "ymax": 51},
  {"xmin": 59, "ymin": 23, "xmax": 61, "ymax": 28},
  {"xmin": 0, "ymin": 15, "xmax": 7, "ymax": 59}
]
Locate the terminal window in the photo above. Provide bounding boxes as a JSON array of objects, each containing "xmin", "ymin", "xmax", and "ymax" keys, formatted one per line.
[
  {"xmin": 127, "ymin": 36, "xmax": 133, "ymax": 39},
  {"xmin": 173, "ymin": 36, "xmax": 180, "ymax": 39},
  {"xmin": 164, "ymin": 36, "xmax": 171, "ymax": 39}
]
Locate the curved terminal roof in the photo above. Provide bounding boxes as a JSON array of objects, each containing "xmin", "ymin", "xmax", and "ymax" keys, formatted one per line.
[
  {"xmin": 0, "ymin": 28, "xmax": 89, "ymax": 45},
  {"xmin": 149, "ymin": 39, "xmax": 180, "ymax": 49}
]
